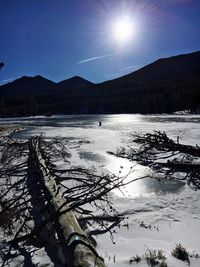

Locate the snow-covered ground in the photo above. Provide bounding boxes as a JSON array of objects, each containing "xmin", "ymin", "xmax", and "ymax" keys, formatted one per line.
[{"xmin": 1, "ymin": 114, "xmax": 200, "ymax": 266}]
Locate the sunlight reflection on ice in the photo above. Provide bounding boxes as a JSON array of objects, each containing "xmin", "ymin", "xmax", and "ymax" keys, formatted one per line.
[
  {"xmin": 7, "ymin": 114, "xmax": 199, "ymax": 198},
  {"xmin": 106, "ymin": 153, "xmax": 185, "ymax": 198},
  {"xmin": 105, "ymin": 153, "xmax": 151, "ymax": 198}
]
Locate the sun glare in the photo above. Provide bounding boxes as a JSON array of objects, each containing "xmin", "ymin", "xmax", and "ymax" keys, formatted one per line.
[{"xmin": 112, "ymin": 16, "xmax": 135, "ymax": 45}]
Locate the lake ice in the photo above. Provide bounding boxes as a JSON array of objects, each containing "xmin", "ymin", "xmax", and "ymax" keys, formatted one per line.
[{"xmin": 1, "ymin": 114, "xmax": 200, "ymax": 266}]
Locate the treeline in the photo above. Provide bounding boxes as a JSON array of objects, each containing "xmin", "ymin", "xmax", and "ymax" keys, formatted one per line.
[
  {"xmin": 73, "ymin": 76, "xmax": 199, "ymax": 114},
  {"xmin": 0, "ymin": 77, "xmax": 199, "ymax": 117},
  {"xmin": 88, "ymin": 78, "xmax": 200, "ymax": 114}
]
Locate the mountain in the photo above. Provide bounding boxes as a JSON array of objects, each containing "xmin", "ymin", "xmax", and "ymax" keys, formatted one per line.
[
  {"xmin": 57, "ymin": 76, "xmax": 94, "ymax": 91},
  {"xmin": 55, "ymin": 76, "xmax": 94, "ymax": 104},
  {"xmin": 50, "ymin": 76, "xmax": 95, "ymax": 114},
  {"xmin": 0, "ymin": 75, "xmax": 94, "ymax": 116},
  {"xmin": 0, "ymin": 50, "xmax": 200, "ymax": 116},
  {"xmin": 0, "ymin": 75, "xmax": 56, "ymax": 98},
  {"xmin": 118, "ymin": 50, "xmax": 200, "ymax": 83},
  {"xmin": 94, "ymin": 51, "xmax": 200, "ymax": 93},
  {"xmin": 87, "ymin": 51, "xmax": 200, "ymax": 114},
  {"xmin": 0, "ymin": 75, "xmax": 57, "ymax": 116},
  {"xmin": 0, "ymin": 75, "xmax": 94, "ymax": 99}
]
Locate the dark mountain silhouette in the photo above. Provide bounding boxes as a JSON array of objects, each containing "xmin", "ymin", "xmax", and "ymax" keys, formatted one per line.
[
  {"xmin": 117, "ymin": 50, "xmax": 200, "ymax": 83},
  {"xmin": 0, "ymin": 75, "xmax": 57, "ymax": 116},
  {"xmin": 87, "ymin": 51, "xmax": 200, "ymax": 114},
  {"xmin": 0, "ymin": 50, "xmax": 200, "ymax": 116},
  {"xmin": 57, "ymin": 76, "xmax": 94, "ymax": 91},
  {"xmin": 94, "ymin": 50, "xmax": 200, "ymax": 93},
  {"xmin": 0, "ymin": 75, "xmax": 56, "ymax": 98},
  {"xmin": 0, "ymin": 74, "xmax": 94, "ymax": 116},
  {"xmin": 51, "ymin": 76, "xmax": 95, "ymax": 114}
]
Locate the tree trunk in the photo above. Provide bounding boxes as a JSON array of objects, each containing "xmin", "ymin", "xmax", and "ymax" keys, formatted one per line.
[{"xmin": 28, "ymin": 137, "xmax": 106, "ymax": 267}]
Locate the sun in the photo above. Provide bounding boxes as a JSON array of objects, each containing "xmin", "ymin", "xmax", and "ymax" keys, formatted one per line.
[{"xmin": 112, "ymin": 16, "xmax": 135, "ymax": 45}]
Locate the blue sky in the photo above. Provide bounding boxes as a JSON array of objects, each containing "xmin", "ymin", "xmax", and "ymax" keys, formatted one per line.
[{"xmin": 0, "ymin": 0, "xmax": 200, "ymax": 84}]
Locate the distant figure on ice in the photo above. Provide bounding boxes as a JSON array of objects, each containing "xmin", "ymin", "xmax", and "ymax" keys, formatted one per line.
[{"xmin": 99, "ymin": 121, "xmax": 102, "ymax": 127}]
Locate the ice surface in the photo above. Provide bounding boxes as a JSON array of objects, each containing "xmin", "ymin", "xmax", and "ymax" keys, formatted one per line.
[{"xmin": 1, "ymin": 114, "xmax": 200, "ymax": 266}]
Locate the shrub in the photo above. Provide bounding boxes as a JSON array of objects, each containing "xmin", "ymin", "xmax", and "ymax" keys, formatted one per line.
[
  {"xmin": 171, "ymin": 244, "xmax": 190, "ymax": 264},
  {"xmin": 145, "ymin": 249, "xmax": 159, "ymax": 266},
  {"xmin": 145, "ymin": 249, "xmax": 166, "ymax": 267},
  {"xmin": 129, "ymin": 250, "xmax": 167, "ymax": 266},
  {"xmin": 129, "ymin": 255, "xmax": 142, "ymax": 264}
]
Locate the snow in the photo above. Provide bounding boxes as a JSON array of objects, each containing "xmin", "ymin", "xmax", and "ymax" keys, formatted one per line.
[
  {"xmin": 96, "ymin": 186, "xmax": 200, "ymax": 266},
  {"xmin": 1, "ymin": 114, "xmax": 200, "ymax": 266}
]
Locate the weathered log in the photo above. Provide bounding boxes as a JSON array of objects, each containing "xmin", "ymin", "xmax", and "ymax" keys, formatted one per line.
[{"xmin": 29, "ymin": 137, "xmax": 106, "ymax": 267}]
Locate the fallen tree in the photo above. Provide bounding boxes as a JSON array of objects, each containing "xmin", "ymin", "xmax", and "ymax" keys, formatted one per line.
[
  {"xmin": 28, "ymin": 137, "xmax": 107, "ymax": 267},
  {"xmin": 113, "ymin": 131, "xmax": 200, "ymax": 190},
  {"xmin": 2, "ymin": 130, "xmax": 200, "ymax": 266},
  {"xmin": 0, "ymin": 134, "xmax": 133, "ymax": 267}
]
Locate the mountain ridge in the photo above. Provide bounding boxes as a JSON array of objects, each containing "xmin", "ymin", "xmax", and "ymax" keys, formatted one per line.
[
  {"xmin": 98, "ymin": 50, "xmax": 200, "ymax": 86},
  {"xmin": 0, "ymin": 50, "xmax": 200, "ymax": 116}
]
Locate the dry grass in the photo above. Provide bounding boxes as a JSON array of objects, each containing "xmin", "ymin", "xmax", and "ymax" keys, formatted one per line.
[
  {"xmin": 129, "ymin": 249, "xmax": 167, "ymax": 266},
  {"xmin": 171, "ymin": 244, "xmax": 190, "ymax": 264},
  {"xmin": 145, "ymin": 249, "xmax": 166, "ymax": 266}
]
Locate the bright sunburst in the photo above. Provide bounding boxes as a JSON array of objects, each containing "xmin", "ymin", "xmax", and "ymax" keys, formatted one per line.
[{"xmin": 112, "ymin": 16, "xmax": 136, "ymax": 45}]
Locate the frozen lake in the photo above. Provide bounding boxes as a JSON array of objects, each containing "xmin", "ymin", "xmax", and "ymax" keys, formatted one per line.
[
  {"xmin": 1, "ymin": 114, "xmax": 200, "ymax": 197},
  {"xmin": 1, "ymin": 114, "xmax": 200, "ymax": 266}
]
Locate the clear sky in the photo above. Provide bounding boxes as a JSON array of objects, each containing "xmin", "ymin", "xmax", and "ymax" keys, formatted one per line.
[{"xmin": 0, "ymin": 0, "xmax": 200, "ymax": 84}]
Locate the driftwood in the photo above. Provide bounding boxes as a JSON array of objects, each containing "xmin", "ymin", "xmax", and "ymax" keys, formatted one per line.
[
  {"xmin": 1, "ymin": 135, "xmax": 127, "ymax": 266},
  {"xmin": 114, "ymin": 131, "xmax": 200, "ymax": 190},
  {"xmin": 28, "ymin": 137, "xmax": 106, "ymax": 267}
]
